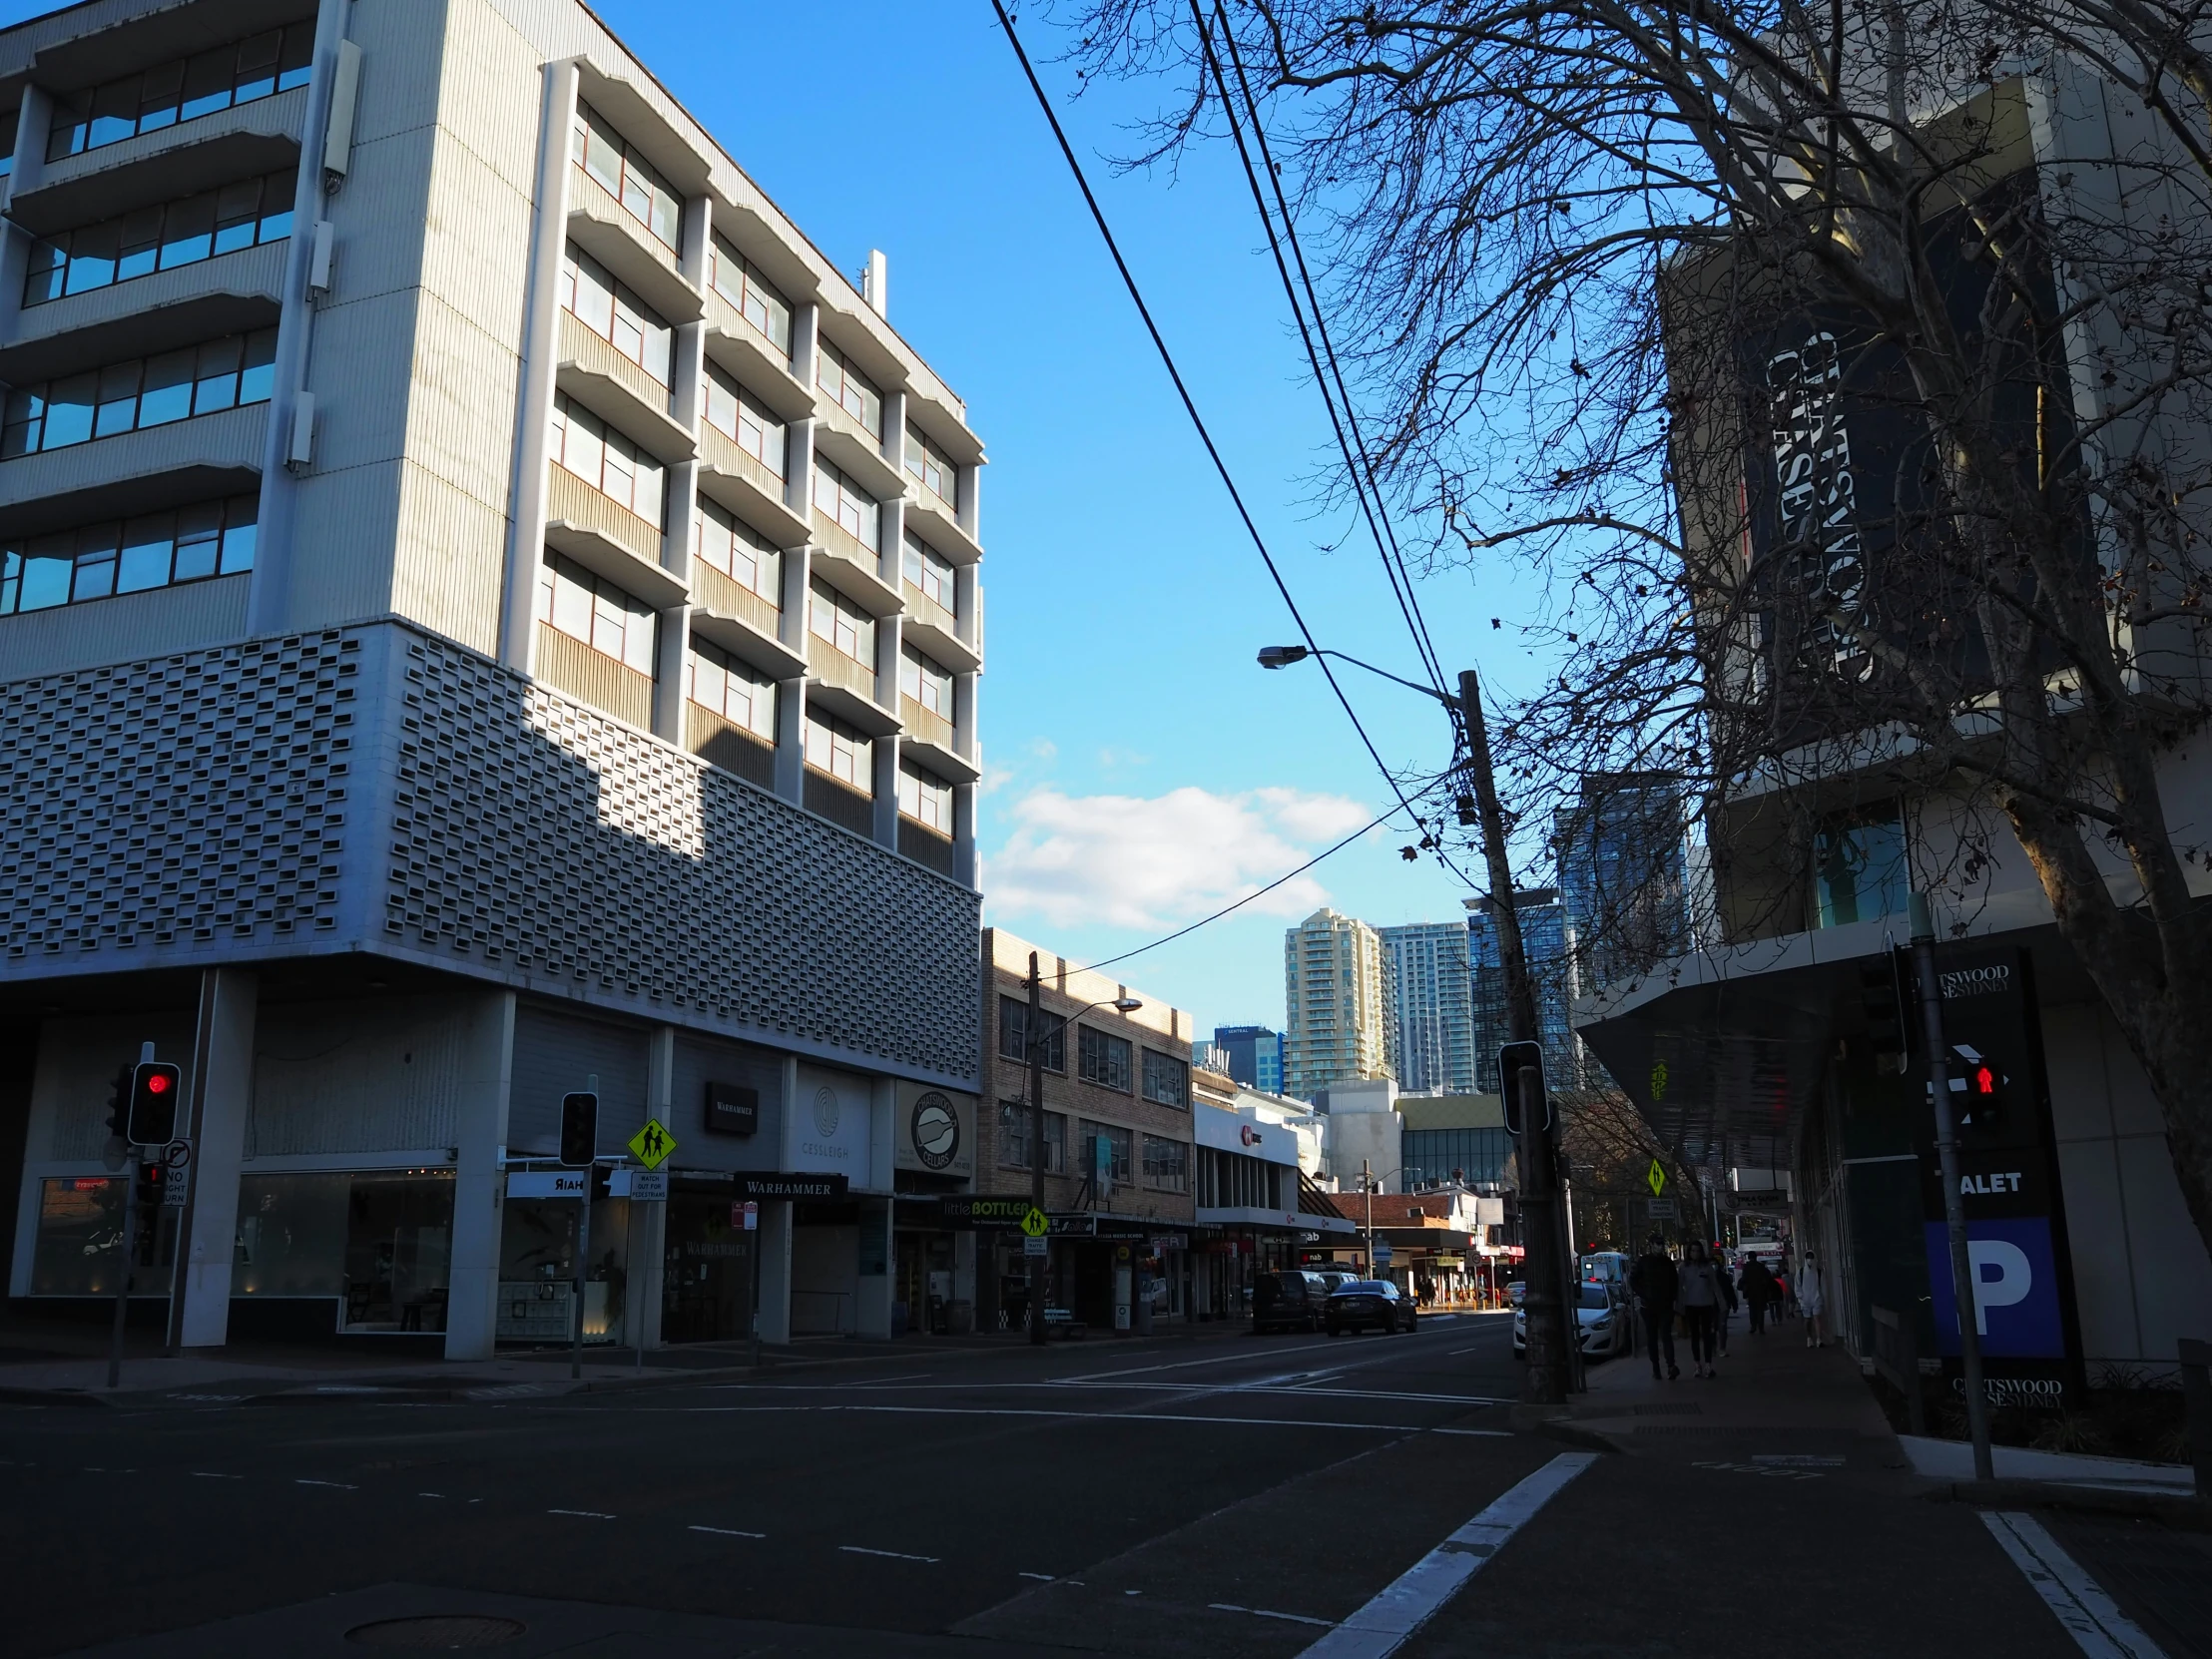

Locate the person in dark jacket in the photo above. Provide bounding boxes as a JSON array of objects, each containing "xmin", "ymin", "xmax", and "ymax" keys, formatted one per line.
[
  {"xmin": 1715, "ymin": 1250, "xmax": 1740, "ymax": 1357},
  {"xmin": 1740, "ymin": 1257, "xmax": 1776, "ymax": 1335},
  {"xmin": 1628, "ymin": 1235, "xmax": 1680, "ymax": 1380}
]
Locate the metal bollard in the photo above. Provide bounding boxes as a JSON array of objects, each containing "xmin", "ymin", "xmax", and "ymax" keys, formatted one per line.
[{"xmin": 2180, "ymin": 1338, "xmax": 2212, "ymax": 1500}]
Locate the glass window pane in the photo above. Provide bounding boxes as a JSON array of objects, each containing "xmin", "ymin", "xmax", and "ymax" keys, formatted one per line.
[
  {"xmin": 20, "ymin": 536, "xmax": 72, "ymax": 609},
  {"xmin": 66, "ymin": 220, "xmax": 118, "ymax": 295},
  {"xmin": 24, "ymin": 241, "xmax": 65, "ymax": 305},
  {"xmin": 239, "ymin": 328, "xmax": 277, "ymax": 404},
  {"xmin": 623, "ymin": 605, "xmax": 657, "ymax": 676},
  {"xmin": 181, "ymin": 49, "xmax": 234, "ymax": 121},
  {"xmin": 137, "ymin": 59, "xmax": 184, "ymax": 129},
  {"xmin": 551, "ymin": 561, "xmax": 591, "ymax": 638},
  {"xmin": 194, "ymin": 337, "xmax": 242, "ymax": 413},
  {"xmin": 117, "ymin": 207, "xmax": 163, "ymax": 280},
  {"xmin": 89, "ymin": 79, "xmax": 138, "ymax": 148},
  {"xmin": 259, "ymin": 169, "xmax": 297, "ymax": 242},
  {"xmin": 138, "ymin": 348, "xmax": 196, "ymax": 427},
  {"xmin": 213, "ymin": 180, "xmax": 261, "ymax": 253},
  {"xmin": 172, "ymin": 504, "xmax": 223, "ymax": 580},
  {"xmin": 161, "ymin": 192, "xmax": 216, "ymax": 269},
  {"xmin": 277, "ymin": 24, "xmax": 314, "ymax": 91},
  {"xmin": 235, "ymin": 31, "xmax": 282, "ymax": 102},
  {"xmin": 94, "ymin": 361, "xmax": 141, "ymax": 437},
  {"xmin": 218, "ymin": 511, "xmax": 257, "ymax": 574},
  {"xmin": 117, "ymin": 515, "xmax": 175, "ymax": 592},
  {"xmin": 47, "ymin": 95, "xmax": 89, "ymax": 162}
]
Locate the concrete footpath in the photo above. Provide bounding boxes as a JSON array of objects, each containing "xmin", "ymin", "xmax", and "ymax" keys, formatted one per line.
[{"xmin": 0, "ymin": 1310, "xmax": 1266, "ymax": 1407}]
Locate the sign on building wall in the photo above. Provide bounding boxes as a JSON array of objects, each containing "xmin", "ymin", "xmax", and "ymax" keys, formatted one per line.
[
  {"xmin": 895, "ymin": 1082, "xmax": 974, "ymax": 1177},
  {"xmin": 790, "ymin": 1065, "xmax": 872, "ymax": 1176},
  {"xmin": 1913, "ymin": 947, "xmax": 2084, "ymax": 1407}
]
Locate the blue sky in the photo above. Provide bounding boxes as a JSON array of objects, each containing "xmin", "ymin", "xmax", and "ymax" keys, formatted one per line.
[
  {"xmin": 565, "ymin": 1, "xmax": 1546, "ymax": 1036},
  {"xmin": 4, "ymin": 0, "xmax": 1558, "ymax": 1035}
]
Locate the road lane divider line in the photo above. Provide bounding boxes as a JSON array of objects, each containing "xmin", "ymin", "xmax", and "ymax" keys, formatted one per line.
[
  {"xmin": 690, "ymin": 1524, "xmax": 766, "ymax": 1538},
  {"xmin": 841, "ymin": 1545, "xmax": 939, "ymax": 1563},
  {"xmin": 823, "ymin": 1403, "xmax": 1425, "ymax": 1432},
  {"xmin": 294, "ymin": 1478, "xmax": 355, "ymax": 1489},
  {"xmin": 1430, "ymin": 1428, "xmax": 1512, "ymax": 1437},
  {"xmin": 1980, "ymin": 1511, "xmax": 2168, "ymax": 1659},
  {"xmin": 1296, "ymin": 1451, "xmax": 1598, "ymax": 1659},
  {"xmin": 547, "ymin": 1508, "xmax": 615, "ymax": 1519},
  {"xmin": 1212, "ymin": 1602, "xmax": 1334, "ymax": 1628},
  {"xmin": 1018, "ymin": 1572, "xmax": 1055, "ymax": 1581},
  {"xmin": 191, "ymin": 1471, "xmax": 243, "ymax": 1479}
]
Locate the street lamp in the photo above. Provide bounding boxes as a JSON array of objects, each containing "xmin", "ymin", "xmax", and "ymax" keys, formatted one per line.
[
  {"xmin": 1356, "ymin": 1160, "xmax": 1410, "ymax": 1277},
  {"xmin": 1256, "ymin": 644, "xmax": 1579, "ymax": 1404},
  {"xmin": 1021, "ymin": 950, "xmax": 1142, "ymax": 1347}
]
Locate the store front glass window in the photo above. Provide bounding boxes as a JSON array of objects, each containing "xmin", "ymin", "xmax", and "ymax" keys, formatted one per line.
[
  {"xmin": 31, "ymin": 1176, "xmax": 178, "ymax": 1295},
  {"xmin": 234, "ymin": 1172, "xmax": 349, "ymax": 1294},
  {"xmin": 499, "ymin": 1193, "xmax": 631, "ymax": 1346}
]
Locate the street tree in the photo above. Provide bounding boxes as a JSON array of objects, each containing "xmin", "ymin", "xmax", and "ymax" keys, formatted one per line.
[{"xmin": 1058, "ymin": 0, "xmax": 2212, "ymax": 1258}]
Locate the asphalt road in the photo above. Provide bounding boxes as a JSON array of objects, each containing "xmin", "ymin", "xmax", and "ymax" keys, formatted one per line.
[{"xmin": 0, "ymin": 1314, "xmax": 2134, "ymax": 1657}]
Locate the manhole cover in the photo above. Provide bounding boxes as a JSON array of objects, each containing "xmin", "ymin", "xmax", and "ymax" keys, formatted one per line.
[{"xmin": 345, "ymin": 1615, "xmax": 528, "ymax": 1649}]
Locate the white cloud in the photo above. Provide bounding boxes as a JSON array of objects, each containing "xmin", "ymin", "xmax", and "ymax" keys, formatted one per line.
[{"xmin": 986, "ymin": 785, "xmax": 1376, "ymax": 931}]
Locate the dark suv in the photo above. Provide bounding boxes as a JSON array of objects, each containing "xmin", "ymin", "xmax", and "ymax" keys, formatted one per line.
[
  {"xmin": 1253, "ymin": 1271, "xmax": 1329, "ymax": 1334},
  {"xmin": 1326, "ymin": 1279, "xmax": 1417, "ymax": 1336}
]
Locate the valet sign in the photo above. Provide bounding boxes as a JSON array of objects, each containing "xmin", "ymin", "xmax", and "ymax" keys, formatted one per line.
[
  {"xmin": 790, "ymin": 1065, "xmax": 870, "ymax": 1175},
  {"xmin": 1913, "ymin": 947, "xmax": 2084, "ymax": 1404}
]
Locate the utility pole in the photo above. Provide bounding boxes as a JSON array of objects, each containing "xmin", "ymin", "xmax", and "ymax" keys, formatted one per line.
[
  {"xmin": 1911, "ymin": 893, "xmax": 1993, "ymax": 1479},
  {"xmin": 1459, "ymin": 667, "xmax": 1574, "ymax": 1404},
  {"xmin": 1363, "ymin": 1158, "xmax": 1375, "ymax": 1273},
  {"xmin": 1028, "ymin": 951, "xmax": 1048, "ymax": 1347}
]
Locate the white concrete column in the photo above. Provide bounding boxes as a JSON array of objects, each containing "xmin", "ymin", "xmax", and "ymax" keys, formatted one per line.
[
  {"xmin": 879, "ymin": 491, "xmax": 906, "ymax": 594},
  {"xmin": 174, "ymin": 969, "xmax": 260, "ymax": 1349},
  {"xmin": 953, "ymin": 780, "xmax": 978, "ymax": 888},
  {"xmin": 0, "ymin": 84, "xmax": 54, "ymax": 343},
  {"xmin": 791, "ymin": 301, "xmax": 821, "ymax": 405},
  {"xmin": 626, "ymin": 1181, "xmax": 665, "ymax": 1350},
  {"xmin": 856, "ymin": 1195, "xmax": 892, "ymax": 1339},
  {"xmin": 757, "ymin": 1199, "xmax": 793, "ymax": 1345},
  {"xmin": 498, "ymin": 58, "xmax": 582, "ymax": 674},
  {"xmin": 654, "ymin": 601, "xmax": 690, "ymax": 743},
  {"xmin": 874, "ymin": 609, "xmax": 902, "ymax": 849},
  {"xmin": 953, "ymin": 561, "xmax": 980, "ymax": 652},
  {"xmin": 955, "ymin": 459, "xmax": 980, "ymax": 541},
  {"xmin": 444, "ymin": 990, "xmax": 516, "ymax": 1360},
  {"xmin": 952, "ymin": 1230, "xmax": 976, "ymax": 1333}
]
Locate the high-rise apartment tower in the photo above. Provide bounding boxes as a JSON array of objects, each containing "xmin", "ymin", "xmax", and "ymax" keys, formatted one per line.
[{"xmin": 1283, "ymin": 908, "xmax": 1394, "ymax": 1099}]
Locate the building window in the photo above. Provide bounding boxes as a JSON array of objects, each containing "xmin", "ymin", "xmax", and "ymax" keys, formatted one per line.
[
  {"xmin": 684, "ymin": 639, "xmax": 777, "ymax": 742},
  {"xmin": 803, "ymin": 708, "xmax": 872, "ymax": 790},
  {"xmin": 999, "ymin": 997, "xmax": 1066, "ymax": 1071},
  {"xmin": 1400, "ymin": 1128, "xmax": 1511, "ymax": 1190},
  {"xmin": 560, "ymin": 243, "xmax": 672, "ymax": 383},
  {"xmin": 693, "ymin": 496, "xmax": 782, "ymax": 604},
  {"xmin": 707, "ymin": 236, "xmax": 793, "ymax": 356},
  {"xmin": 903, "ymin": 422, "xmax": 958, "ymax": 509},
  {"xmin": 811, "ymin": 457, "xmax": 880, "ymax": 552},
  {"xmin": 901, "ymin": 531, "xmax": 956, "ymax": 614},
  {"xmin": 704, "ymin": 362, "xmax": 786, "ymax": 475},
  {"xmin": 549, "ymin": 394, "xmax": 666, "ymax": 527},
  {"xmin": 1, "ymin": 330, "xmax": 276, "ymax": 459},
  {"xmin": 571, "ymin": 101, "xmax": 682, "ymax": 250},
  {"xmin": 997, "ymin": 1101, "xmax": 1065, "ymax": 1173},
  {"xmin": 48, "ymin": 26, "xmax": 313, "ymax": 161},
  {"xmin": 1078, "ymin": 1029, "xmax": 1133, "ymax": 1092},
  {"xmin": 26, "ymin": 171, "xmax": 295, "ymax": 307},
  {"xmin": 1813, "ymin": 804, "xmax": 1908, "ymax": 928},
  {"xmin": 535, "ymin": 552, "xmax": 658, "ymax": 676},
  {"xmin": 808, "ymin": 576, "xmax": 875, "ymax": 665},
  {"xmin": 1142, "ymin": 1135, "xmax": 1190, "ymax": 1192},
  {"xmin": 1, "ymin": 496, "xmax": 257, "ymax": 616},
  {"xmin": 898, "ymin": 763, "xmax": 953, "ymax": 833},
  {"xmin": 1079, "ymin": 1120, "xmax": 1134, "ymax": 1185},
  {"xmin": 1141, "ymin": 1051, "xmax": 1189, "ymax": 1109},
  {"xmin": 899, "ymin": 646, "xmax": 953, "ymax": 719},
  {"xmin": 815, "ymin": 338, "xmax": 881, "ymax": 435}
]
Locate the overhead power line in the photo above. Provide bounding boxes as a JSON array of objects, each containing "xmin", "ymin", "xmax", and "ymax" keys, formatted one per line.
[{"xmin": 989, "ymin": 1, "xmax": 1479, "ymax": 895}]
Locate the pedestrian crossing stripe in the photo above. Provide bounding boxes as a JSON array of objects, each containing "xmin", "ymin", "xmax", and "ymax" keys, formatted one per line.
[{"xmin": 629, "ymin": 1118, "xmax": 678, "ymax": 1170}]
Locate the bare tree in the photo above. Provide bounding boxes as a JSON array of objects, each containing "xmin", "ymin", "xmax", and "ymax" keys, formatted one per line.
[{"xmin": 1057, "ymin": 0, "xmax": 2212, "ymax": 1258}]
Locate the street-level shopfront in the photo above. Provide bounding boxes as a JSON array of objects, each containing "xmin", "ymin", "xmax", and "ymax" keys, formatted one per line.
[{"xmin": 1193, "ymin": 1100, "xmax": 1356, "ymax": 1318}]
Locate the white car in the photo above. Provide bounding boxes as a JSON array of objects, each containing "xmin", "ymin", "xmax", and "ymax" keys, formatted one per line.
[{"xmin": 1513, "ymin": 1282, "xmax": 1634, "ymax": 1360}]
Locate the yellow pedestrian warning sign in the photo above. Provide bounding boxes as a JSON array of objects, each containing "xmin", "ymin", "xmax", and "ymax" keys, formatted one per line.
[
  {"xmin": 1646, "ymin": 1159, "xmax": 1666, "ymax": 1197},
  {"xmin": 1019, "ymin": 1205, "xmax": 1049, "ymax": 1238},
  {"xmin": 629, "ymin": 1118, "xmax": 678, "ymax": 1170}
]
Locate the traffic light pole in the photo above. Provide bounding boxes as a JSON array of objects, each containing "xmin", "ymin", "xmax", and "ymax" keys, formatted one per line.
[
  {"xmin": 108, "ymin": 1148, "xmax": 138, "ymax": 1390},
  {"xmin": 573, "ymin": 1072, "xmax": 598, "ymax": 1383},
  {"xmin": 1911, "ymin": 894, "xmax": 1993, "ymax": 1480},
  {"xmin": 1458, "ymin": 668, "xmax": 1574, "ymax": 1404},
  {"xmin": 1028, "ymin": 953, "xmax": 1048, "ymax": 1347}
]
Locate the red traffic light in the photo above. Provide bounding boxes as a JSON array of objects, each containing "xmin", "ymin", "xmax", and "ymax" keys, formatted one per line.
[
  {"xmin": 127, "ymin": 1061, "xmax": 183, "ymax": 1144},
  {"xmin": 1972, "ymin": 1064, "xmax": 1997, "ymax": 1095},
  {"xmin": 145, "ymin": 1072, "xmax": 172, "ymax": 1094}
]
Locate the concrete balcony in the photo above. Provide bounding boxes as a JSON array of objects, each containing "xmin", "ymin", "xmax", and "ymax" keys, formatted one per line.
[
  {"xmin": 0, "ymin": 399, "xmax": 266, "ymax": 539},
  {"xmin": 899, "ymin": 706, "xmax": 980, "ymax": 788},
  {"xmin": 567, "ymin": 165, "xmax": 701, "ymax": 325},
  {"xmin": 698, "ymin": 421, "xmax": 807, "ymax": 545},
  {"xmin": 13, "ymin": 240, "xmax": 287, "ymax": 356},
  {"xmin": 810, "ymin": 511, "xmax": 898, "ymax": 605},
  {"xmin": 17, "ymin": 87, "xmax": 307, "ymax": 235},
  {"xmin": 702, "ymin": 289, "xmax": 810, "ymax": 418},
  {"xmin": 899, "ymin": 584, "xmax": 978, "ymax": 674},
  {"xmin": 811, "ymin": 396, "xmax": 903, "ymax": 500},
  {"xmin": 690, "ymin": 565, "xmax": 805, "ymax": 680},
  {"xmin": 904, "ymin": 485, "xmax": 981, "ymax": 565},
  {"xmin": 555, "ymin": 311, "xmax": 691, "ymax": 461},
  {"xmin": 535, "ymin": 622, "xmax": 654, "ymax": 731},
  {"xmin": 543, "ymin": 464, "xmax": 685, "ymax": 608}
]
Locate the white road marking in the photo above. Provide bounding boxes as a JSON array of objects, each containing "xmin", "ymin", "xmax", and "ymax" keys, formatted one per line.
[
  {"xmin": 547, "ymin": 1507, "xmax": 615, "ymax": 1519},
  {"xmin": 1981, "ymin": 1511, "xmax": 2168, "ymax": 1659},
  {"xmin": 840, "ymin": 1545, "xmax": 938, "ymax": 1563},
  {"xmin": 1018, "ymin": 1572, "xmax": 1055, "ymax": 1581},
  {"xmin": 191, "ymin": 1471, "xmax": 243, "ymax": 1479},
  {"xmin": 1212, "ymin": 1602, "xmax": 1334, "ymax": 1628},
  {"xmin": 1431, "ymin": 1428, "xmax": 1512, "ymax": 1437},
  {"xmin": 417, "ymin": 1491, "xmax": 445, "ymax": 1498},
  {"xmin": 1296, "ymin": 1451, "xmax": 1597, "ymax": 1659},
  {"xmin": 294, "ymin": 1478, "xmax": 355, "ymax": 1489},
  {"xmin": 690, "ymin": 1524, "xmax": 766, "ymax": 1538},
  {"xmin": 820, "ymin": 1403, "xmax": 1428, "ymax": 1432}
]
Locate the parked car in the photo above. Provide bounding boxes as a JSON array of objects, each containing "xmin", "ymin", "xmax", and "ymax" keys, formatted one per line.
[
  {"xmin": 1506, "ymin": 1279, "xmax": 1527, "ymax": 1308},
  {"xmin": 1326, "ymin": 1279, "xmax": 1418, "ymax": 1336},
  {"xmin": 1512, "ymin": 1282, "xmax": 1631, "ymax": 1360},
  {"xmin": 1312, "ymin": 1268, "xmax": 1362, "ymax": 1294},
  {"xmin": 1253, "ymin": 1271, "xmax": 1329, "ymax": 1334}
]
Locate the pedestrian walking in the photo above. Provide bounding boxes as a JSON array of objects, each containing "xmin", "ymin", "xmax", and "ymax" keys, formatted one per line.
[
  {"xmin": 1716, "ymin": 1251, "xmax": 1739, "ymax": 1357},
  {"xmin": 1629, "ymin": 1234, "xmax": 1680, "ymax": 1381},
  {"xmin": 1799, "ymin": 1250, "xmax": 1828, "ymax": 1348},
  {"xmin": 1773, "ymin": 1265, "xmax": 1793, "ymax": 1322},
  {"xmin": 1677, "ymin": 1240, "xmax": 1723, "ymax": 1378},
  {"xmin": 1740, "ymin": 1256, "xmax": 1775, "ymax": 1335}
]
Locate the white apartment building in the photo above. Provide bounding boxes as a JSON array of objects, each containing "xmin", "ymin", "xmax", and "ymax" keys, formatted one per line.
[
  {"xmin": 1282, "ymin": 907, "xmax": 1394, "ymax": 1099},
  {"xmin": 0, "ymin": 0, "xmax": 986, "ymax": 1358},
  {"xmin": 1377, "ymin": 920, "xmax": 1475, "ymax": 1094}
]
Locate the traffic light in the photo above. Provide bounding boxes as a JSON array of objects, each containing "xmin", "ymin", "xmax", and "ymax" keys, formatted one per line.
[
  {"xmin": 105, "ymin": 1066, "xmax": 133, "ymax": 1139},
  {"xmin": 559, "ymin": 1091, "xmax": 598, "ymax": 1168},
  {"xmin": 1499, "ymin": 1040, "xmax": 1551, "ymax": 1134},
  {"xmin": 1954, "ymin": 1045, "xmax": 2005, "ymax": 1132},
  {"xmin": 127, "ymin": 1060, "xmax": 182, "ymax": 1145},
  {"xmin": 134, "ymin": 1159, "xmax": 165, "ymax": 1208}
]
